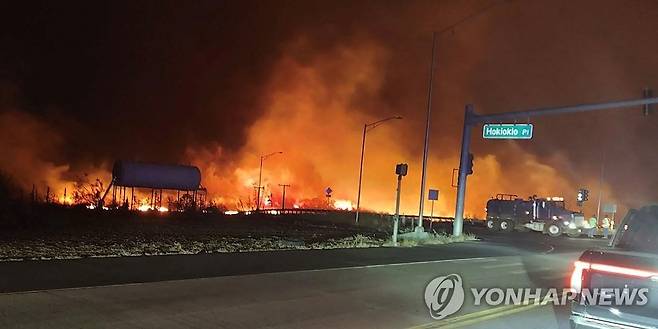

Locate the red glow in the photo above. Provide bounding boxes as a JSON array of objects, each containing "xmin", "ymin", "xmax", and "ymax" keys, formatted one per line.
[{"xmin": 570, "ymin": 260, "xmax": 658, "ymax": 293}]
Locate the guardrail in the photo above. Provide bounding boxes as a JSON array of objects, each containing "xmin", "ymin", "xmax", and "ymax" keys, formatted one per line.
[{"xmin": 239, "ymin": 209, "xmax": 483, "ymax": 225}]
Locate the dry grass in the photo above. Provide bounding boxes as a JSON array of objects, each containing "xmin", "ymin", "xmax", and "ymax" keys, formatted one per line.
[
  {"xmin": 0, "ymin": 232, "xmax": 479, "ymax": 261},
  {"xmin": 394, "ymin": 232, "xmax": 478, "ymax": 247},
  {"xmin": 0, "ymin": 234, "xmax": 391, "ymax": 261}
]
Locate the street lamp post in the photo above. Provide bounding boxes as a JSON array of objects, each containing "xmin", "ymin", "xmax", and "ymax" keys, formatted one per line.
[
  {"xmin": 355, "ymin": 116, "xmax": 402, "ymax": 224},
  {"xmin": 415, "ymin": 2, "xmax": 509, "ymax": 231},
  {"xmin": 256, "ymin": 151, "xmax": 283, "ymax": 211}
]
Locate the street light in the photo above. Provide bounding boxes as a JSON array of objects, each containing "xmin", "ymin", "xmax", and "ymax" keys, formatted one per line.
[
  {"xmin": 355, "ymin": 115, "xmax": 403, "ymax": 224},
  {"xmin": 257, "ymin": 151, "xmax": 283, "ymax": 211},
  {"xmin": 418, "ymin": 1, "xmax": 507, "ymax": 231}
]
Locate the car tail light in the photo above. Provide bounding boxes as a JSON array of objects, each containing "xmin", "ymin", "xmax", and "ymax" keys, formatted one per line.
[
  {"xmin": 570, "ymin": 260, "xmax": 658, "ymax": 293},
  {"xmin": 570, "ymin": 261, "xmax": 590, "ymax": 294},
  {"xmin": 589, "ymin": 263, "xmax": 658, "ymax": 278}
]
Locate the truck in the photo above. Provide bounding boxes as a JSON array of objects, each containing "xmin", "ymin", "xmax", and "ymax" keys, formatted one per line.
[
  {"xmin": 485, "ymin": 194, "xmax": 586, "ymax": 237},
  {"xmin": 570, "ymin": 205, "xmax": 658, "ymax": 329}
]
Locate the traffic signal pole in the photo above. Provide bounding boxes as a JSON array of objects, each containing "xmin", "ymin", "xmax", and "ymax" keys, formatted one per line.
[
  {"xmin": 453, "ymin": 105, "xmax": 474, "ymax": 236},
  {"xmin": 453, "ymin": 96, "xmax": 658, "ymax": 237}
]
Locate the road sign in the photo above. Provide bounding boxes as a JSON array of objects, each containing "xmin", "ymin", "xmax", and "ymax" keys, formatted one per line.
[
  {"xmin": 325, "ymin": 187, "xmax": 332, "ymax": 198},
  {"xmin": 395, "ymin": 163, "xmax": 408, "ymax": 176},
  {"xmin": 482, "ymin": 124, "xmax": 533, "ymax": 139},
  {"xmin": 428, "ymin": 189, "xmax": 439, "ymax": 201},
  {"xmin": 603, "ymin": 203, "xmax": 617, "ymax": 214}
]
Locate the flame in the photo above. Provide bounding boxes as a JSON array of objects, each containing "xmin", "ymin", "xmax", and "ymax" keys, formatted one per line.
[
  {"xmin": 187, "ymin": 39, "xmax": 618, "ymax": 218},
  {"xmin": 333, "ymin": 199, "xmax": 353, "ymax": 211},
  {"xmin": 0, "ymin": 36, "xmax": 622, "ymax": 218}
]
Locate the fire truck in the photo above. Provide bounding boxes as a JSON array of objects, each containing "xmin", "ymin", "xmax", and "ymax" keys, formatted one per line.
[{"xmin": 485, "ymin": 194, "xmax": 586, "ymax": 237}]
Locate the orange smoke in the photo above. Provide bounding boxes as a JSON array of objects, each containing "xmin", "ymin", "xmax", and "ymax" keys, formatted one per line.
[
  {"xmin": 0, "ymin": 38, "xmax": 618, "ymax": 218},
  {"xmin": 190, "ymin": 38, "xmax": 618, "ymax": 218}
]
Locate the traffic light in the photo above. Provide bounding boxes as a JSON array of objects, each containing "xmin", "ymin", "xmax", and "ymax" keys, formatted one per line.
[
  {"xmin": 577, "ymin": 188, "xmax": 589, "ymax": 203},
  {"xmin": 395, "ymin": 163, "xmax": 408, "ymax": 176},
  {"xmin": 466, "ymin": 153, "xmax": 474, "ymax": 175}
]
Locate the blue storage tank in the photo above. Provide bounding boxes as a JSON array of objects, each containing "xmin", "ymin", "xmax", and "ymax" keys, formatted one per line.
[{"xmin": 112, "ymin": 161, "xmax": 201, "ymax": 190}]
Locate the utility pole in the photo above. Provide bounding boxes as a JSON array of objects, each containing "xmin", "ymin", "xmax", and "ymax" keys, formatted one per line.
[
  {"xmin": 355, "ymin": 116, "xmax": 402, "ymax": 224},
  {"xmin": 453, "ymin": 95, "xmax": 658, "ymax": 237},
  {"xmin": 596, "ymin": 159, "xmax": 604, "ymax": 222},
  {"xmin": 417, "ymin": 32, "xmax": 437, "ymax": 231},
  {"xmin": 279, "ymin": 184, "xmax": 290, "ymax": 211},
  {"xmin": 256, "ymin": 157, "xmax": 264, "ymax": 211},
  {"xmin": 415, "ymin": 0, "xmax": 507, "ymax": 231},
  {"xmin": 256, "ymin": 151, "xmax": 283, "ymax": 211},
  {"xmin": 355, "ymin": 124, "xmax": 367, "ymax": 223},
  {"xmin": 393, "ymin": 174, "xmax": 402, "ymax": 246},
  {"xmin": 393, "ymin": 163, "xmax": 408, "ymax": 246}
]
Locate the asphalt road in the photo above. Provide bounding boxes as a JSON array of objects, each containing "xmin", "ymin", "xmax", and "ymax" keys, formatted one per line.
[{"xmin": 0, "ymin": 228, "xmax": 609, "ymax": 328}]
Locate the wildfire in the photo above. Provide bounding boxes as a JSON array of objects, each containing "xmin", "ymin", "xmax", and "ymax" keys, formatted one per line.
[
  {"xmin": 333, "ymin": 199, "xmax": 353, "ymax": 211},
  {"xmin": 136, "ymin": 204, "xmax": 169, "ymax": 212},
  {"xmin": 0, "ymin": 36, "xmax": 622, "ymax": 219}
]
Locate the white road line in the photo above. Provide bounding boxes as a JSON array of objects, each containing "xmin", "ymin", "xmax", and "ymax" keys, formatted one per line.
[
  {"xmin": 482, "ymin": 262, "xmax": 523, "ymax": 269},
  {"xmin": 298, "ymin": 256, "xmax": 500, "ymax": 273},
  {"xmin": 508, "ymin": 270, "xmax": 528, "ymax": 275}
]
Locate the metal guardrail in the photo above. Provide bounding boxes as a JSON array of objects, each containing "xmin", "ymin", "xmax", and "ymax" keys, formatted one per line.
[{"xmin": 241, "ymin": 209, "xmax": 484, "ymax": 225}]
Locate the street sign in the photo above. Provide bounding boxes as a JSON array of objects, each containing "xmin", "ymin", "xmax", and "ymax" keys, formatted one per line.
[
  {"xmin": 325, "ymin": 187, "xmax": 332, "ymax": 198},
  {"xmin": 428, "ymin": 189, "xmax": 439, "ymax": 201},
  {"xmin": 483, "ymin": 124, "xmax": 533, "ymax": 139},
  {"xmin": 603, "ymin": 203, "xmax": 617, "ymax": 214}
]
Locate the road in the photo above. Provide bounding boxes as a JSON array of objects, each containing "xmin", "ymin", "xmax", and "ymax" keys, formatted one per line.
[{"xmin": 0, "ymin": 227, "xmax": 609, "ymax": 328}]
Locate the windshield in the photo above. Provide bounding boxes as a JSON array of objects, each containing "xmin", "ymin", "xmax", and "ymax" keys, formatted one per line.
[{"xmin": 615, "ymin": 207, "xmax": 658, "ymax": 254}]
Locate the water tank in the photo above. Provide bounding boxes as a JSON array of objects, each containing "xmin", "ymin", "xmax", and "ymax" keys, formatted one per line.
[{"xmin": 112, "ymin": 161, "xmax": 201, "ymax": 190}]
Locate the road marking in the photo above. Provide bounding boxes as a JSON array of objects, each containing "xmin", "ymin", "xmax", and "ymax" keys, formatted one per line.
[
  {"xmin": 508, "ymin": 269, "xmax": 528, "ymax": 275},
  {"xmin": 297, "ymin": 257, "xmax": 499, "ymax": 273},
  {"xmin": 482, "ymin": 262, "xmax": 523, "ymax": 269},
  {"xmin": 409, "ymin": 294, "xmax": 560, "ymax": 329},
  {"xmin": 0, "ymin": 256, "xmax": 500, "ymax": 296}
]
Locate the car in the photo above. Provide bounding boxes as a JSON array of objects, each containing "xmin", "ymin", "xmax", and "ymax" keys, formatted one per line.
[{"xmin": 570, "ymin": 205, "xmax": 658, "ymax": 329}]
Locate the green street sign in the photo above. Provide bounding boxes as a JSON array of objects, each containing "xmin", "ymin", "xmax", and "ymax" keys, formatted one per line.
[{"xmin": 482, "ymin": 123, "xmax": 533, "ymax": 139}]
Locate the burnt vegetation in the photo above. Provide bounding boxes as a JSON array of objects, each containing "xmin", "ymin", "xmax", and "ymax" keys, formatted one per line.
[{"xmin": 0, "ymin": 176, "xmax": 393, "ymax": 260}]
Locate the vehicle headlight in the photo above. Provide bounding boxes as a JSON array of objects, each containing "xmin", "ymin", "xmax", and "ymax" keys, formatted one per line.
[
  {"xmin": 568, "ymin": 222, "xmax": 577, "ymax": 229},
  {"xmin": 563, "ymin": 221, "xmax": 570, "ymax": 226}
]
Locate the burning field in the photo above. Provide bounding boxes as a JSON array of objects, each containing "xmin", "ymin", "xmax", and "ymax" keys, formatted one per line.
[{"xmin": 1, "ymin": 0, "xmax": 658, "ymax": 225}]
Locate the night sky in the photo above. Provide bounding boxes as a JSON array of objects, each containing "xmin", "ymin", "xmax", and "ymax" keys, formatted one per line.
[{"xmin": 1, "ymin": 0, "xmax": 657, "ymax": 214}]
